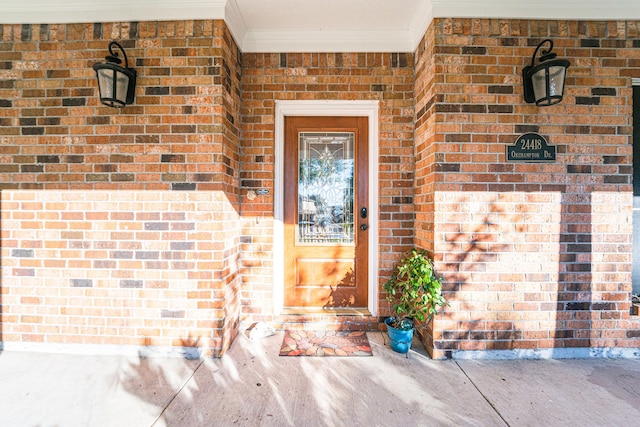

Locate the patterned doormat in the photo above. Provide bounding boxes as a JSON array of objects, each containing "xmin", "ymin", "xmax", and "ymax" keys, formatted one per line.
[{"xmin": 279, "ymin": 330, "xmax": 373, "ymax": 357}]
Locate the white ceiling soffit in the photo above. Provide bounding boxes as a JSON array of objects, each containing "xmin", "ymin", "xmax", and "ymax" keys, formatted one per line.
[
  {"xmin": 2, "ymin": 0, "xmax": 640, "ymax": 52},
  {"xmin": 231, "ymin": 0, "xmax": 432, "ymax": 52}
]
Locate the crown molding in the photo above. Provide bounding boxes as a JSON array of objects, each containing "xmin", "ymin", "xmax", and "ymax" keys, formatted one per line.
[
  {"xmin": 3, "ymin": 0, "xmax": 640, "ymax": 53},
  {"xmin": 431, "ymin": 0, "xmax": 640, "ymax": 21},
  {"xmin": 408, "ymin": 0, "xmax": 435, "ymax": 51},
  {"xmin": 0, "ymin": 0, "xmax": 226, "ymax": 24},
  {"xmin": 1, "ymin": 0, "xmax": 415, "ymax": 52},
  {"xmin": 223, "ymin": 0, "xmax": 247, "ymax": 48}
]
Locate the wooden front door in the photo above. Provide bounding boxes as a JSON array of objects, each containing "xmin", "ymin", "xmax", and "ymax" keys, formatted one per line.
[{"xmin": 284, "ymin": 116, "xmax": 369, "ymax": 309}]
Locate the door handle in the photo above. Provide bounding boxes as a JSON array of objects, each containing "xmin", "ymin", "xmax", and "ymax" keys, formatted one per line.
[
  {"xmin": 360, "ymin": 224, "xmax": 368, "ymax": 231},
  {"xmin": 360, "ymin": 207, "xmax": 367, "ymax": 219}
]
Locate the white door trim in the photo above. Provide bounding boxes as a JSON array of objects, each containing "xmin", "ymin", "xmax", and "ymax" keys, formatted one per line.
[{"xmin": 274, "ymin": 100, "xmax": 379, "ymax": 316}]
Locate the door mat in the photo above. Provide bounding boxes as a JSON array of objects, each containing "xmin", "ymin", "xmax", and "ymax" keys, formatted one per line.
[{"xmin": 279, "ymin": 330, "xmax": 373, "ymax": 357}]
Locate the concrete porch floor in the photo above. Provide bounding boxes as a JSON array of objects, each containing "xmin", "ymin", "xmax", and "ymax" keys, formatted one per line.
[{"xmin": 1, "ymin": 332, "xmax": 639, "ymax": 426}]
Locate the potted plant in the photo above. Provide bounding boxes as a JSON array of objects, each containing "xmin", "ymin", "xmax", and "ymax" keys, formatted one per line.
[{"xmin": 383, "ymin": 248, "xmax": 447, "ymax": 354}]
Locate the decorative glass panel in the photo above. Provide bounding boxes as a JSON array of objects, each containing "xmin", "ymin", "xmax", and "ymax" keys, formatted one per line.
[{"xmin": 298, "ymin": 132, "xmax": 354, "ymax": 245}]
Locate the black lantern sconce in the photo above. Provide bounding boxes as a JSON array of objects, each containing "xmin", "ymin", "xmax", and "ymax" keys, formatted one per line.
[
  {"xmin": 92, "ymin": 41, "xmax": 136, "ymax": 108},
  {"xmin": 522, "ymin": 39, "xmax": 570, "ymax": 107}
]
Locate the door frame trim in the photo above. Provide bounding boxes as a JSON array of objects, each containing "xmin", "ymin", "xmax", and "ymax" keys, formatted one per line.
[{"xmin": 274, "ymin": 100, "xmax": 379, "ymax": 316}]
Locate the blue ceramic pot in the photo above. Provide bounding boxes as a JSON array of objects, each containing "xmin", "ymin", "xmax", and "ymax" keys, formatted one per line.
[{"xmin": 385, "ymin": 317, "xmax": 413, "ymax": 354}]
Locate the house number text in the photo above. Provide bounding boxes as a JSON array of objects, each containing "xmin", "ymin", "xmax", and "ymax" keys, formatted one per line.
[{"xmin": 506, "ymin": 132, "xmax": 556, "ymax": 163}]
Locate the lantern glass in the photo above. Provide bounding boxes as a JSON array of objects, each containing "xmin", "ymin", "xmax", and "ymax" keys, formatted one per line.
[
  {"xmin": 531, "ymin": 64, "xmax": 567, "ymax": 106},
  {"xmin": 96, "ymin": 67, "xmax": 130, "ymax": 108}
]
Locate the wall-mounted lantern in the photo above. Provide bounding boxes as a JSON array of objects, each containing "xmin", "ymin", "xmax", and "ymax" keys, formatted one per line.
[
  {"xmin": 522, "ymin": 39, "xmax": 570, "ymax": 107},
  {"xmin": 92, "ymin": 41, "xmax": 136, "ymax": 108}
]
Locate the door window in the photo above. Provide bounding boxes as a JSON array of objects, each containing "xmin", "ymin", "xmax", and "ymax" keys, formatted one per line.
[{"xmin": 297, "ymin": 132, "xmax": 355, "ymax": 245}]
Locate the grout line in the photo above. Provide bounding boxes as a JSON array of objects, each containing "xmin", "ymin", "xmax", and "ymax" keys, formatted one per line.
[
  {"xmin": 455, "ymin": 361, "xmax": 510, "ymax": 427},
  {"xmin": 151, "ymin": 358, "xmax": 206, "ymax": 426}
]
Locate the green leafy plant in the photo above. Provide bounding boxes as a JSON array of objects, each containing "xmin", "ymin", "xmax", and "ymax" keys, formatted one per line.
[{"xmin": 383, "ymin": 248, "xmax": 448, "ymax": 330}]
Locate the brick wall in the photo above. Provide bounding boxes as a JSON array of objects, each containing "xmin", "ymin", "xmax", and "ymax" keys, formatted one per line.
[
  {"xmin": 2, "ymin": 15, "xmax": 640, "ymax": 359},
  {"xmin": 412, "ymin": 22, "xmax": 440, "ymax": 354},
  {"xmin": 0, "ymin": 20, "xmax": 242, "ymax": 357},
  {"xmin": 414, "ymin": 23, "xmax": 438, "ymax": 253},
  {"xmin": 414, "ymin": 18, "xmax": 640, "ymax": 358},
  {"xmin": 240, "ymin": 52, "xmax": 415, "ymax": 328}
]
